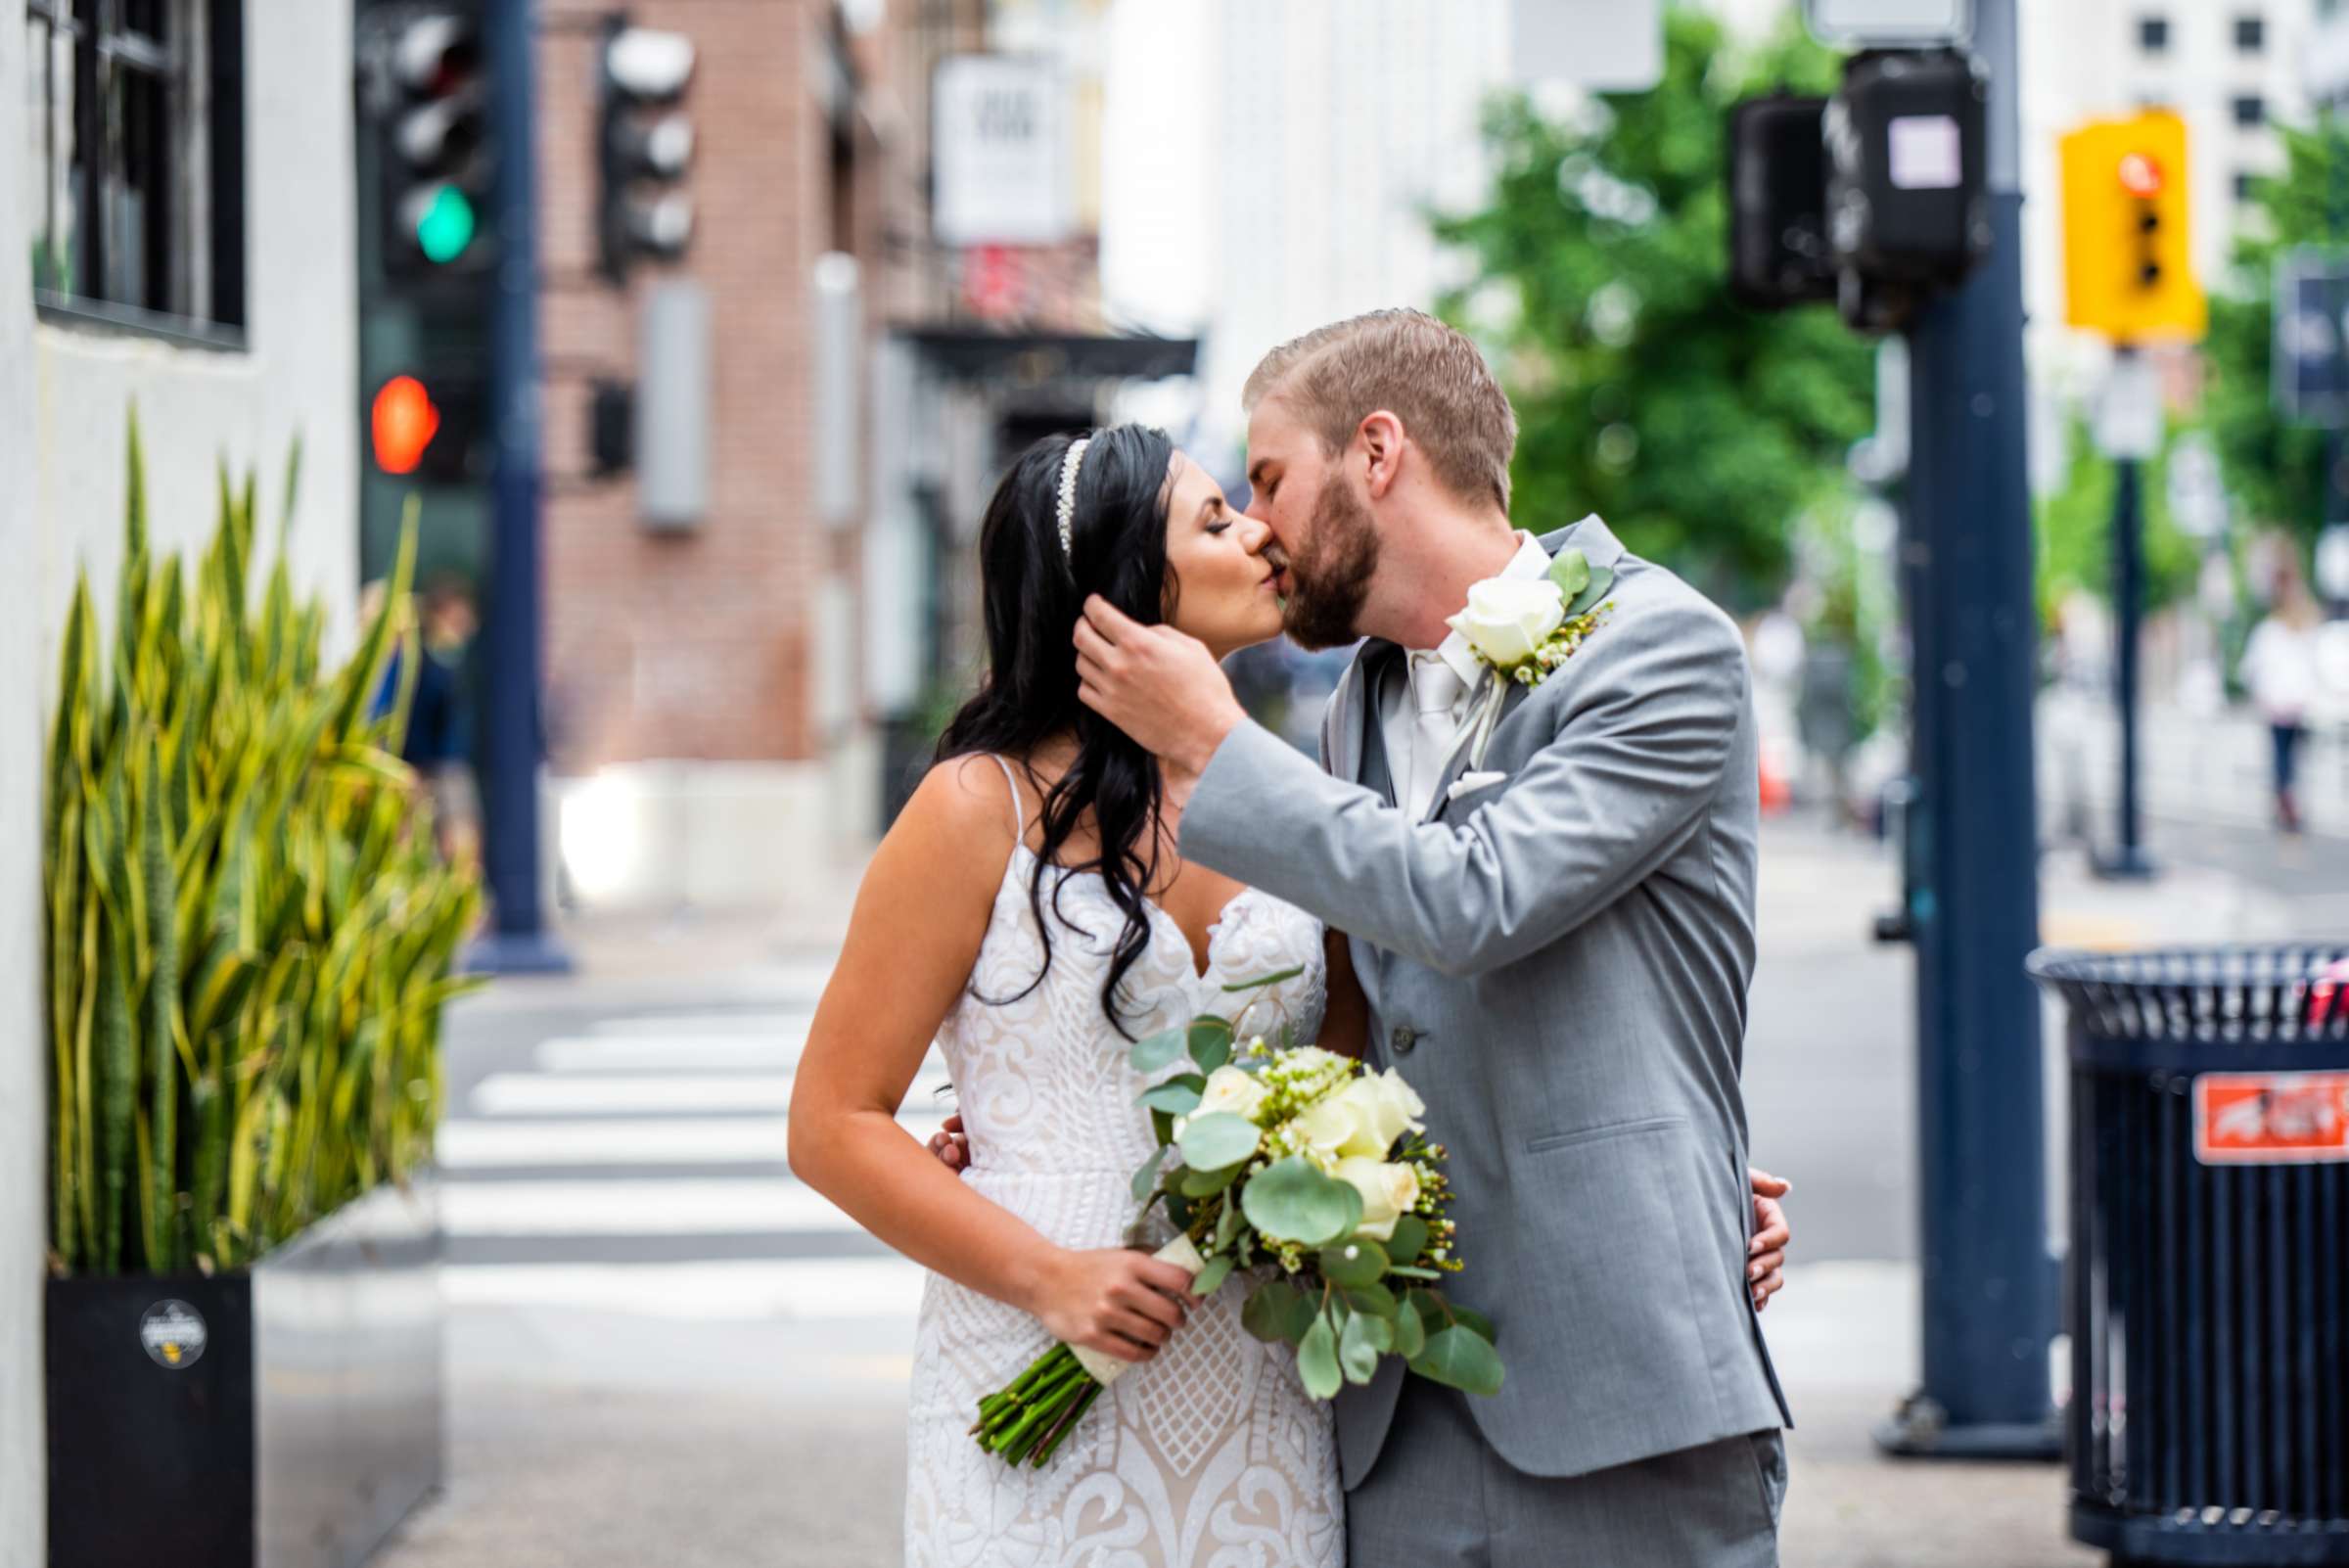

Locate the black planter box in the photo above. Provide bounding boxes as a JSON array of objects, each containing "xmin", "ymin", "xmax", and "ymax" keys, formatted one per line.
[{"xmin": 47, "ymin": 1177, "xmax": 442, "ymax": 1568}]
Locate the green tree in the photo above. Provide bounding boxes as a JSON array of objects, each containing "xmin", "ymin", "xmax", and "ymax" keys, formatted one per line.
[
  {"xmin": 1433, "ymin": 8, "xmax": 1873, "ymax": 603},
  {"xmin": 2202, "ymin": 115, "xmax": 2349, "ymax": 545}
]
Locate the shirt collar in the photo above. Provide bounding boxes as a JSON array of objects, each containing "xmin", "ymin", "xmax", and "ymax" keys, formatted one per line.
[{"xmin": 1425, "ymin": 530, "xmax": 1553, "ymax": 688}]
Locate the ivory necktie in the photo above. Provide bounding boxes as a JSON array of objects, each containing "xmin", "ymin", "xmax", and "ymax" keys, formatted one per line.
[{"xmin": 1406, "ymin": 653, "xmax": 1468, "ymax": 818}]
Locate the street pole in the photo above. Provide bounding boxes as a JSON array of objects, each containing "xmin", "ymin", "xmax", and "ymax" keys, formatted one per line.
[
  {"xmin": 1877, "ymin": 0, "xmax": 2059, "ymax": 1458},
  {"xmin": 471, "ymin": 0, "xmax": 572, "ymax": 975},
  {"xmin": 2099, "ymin": 368, "xmax": 2157, "ymax": 880}
]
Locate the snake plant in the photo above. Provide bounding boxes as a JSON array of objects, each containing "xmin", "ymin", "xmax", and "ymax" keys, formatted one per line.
[{"xmin": 44, "ymin": 410, "xmax": 482, "ymax": 1277}]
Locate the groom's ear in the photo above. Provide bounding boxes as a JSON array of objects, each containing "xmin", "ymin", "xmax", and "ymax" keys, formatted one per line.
[{"xmin": 1359, "ymin": 410, "xmax": 1405, "ymax": 499}]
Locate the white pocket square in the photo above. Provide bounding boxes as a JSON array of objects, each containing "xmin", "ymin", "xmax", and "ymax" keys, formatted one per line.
[{"xmin": 1448, "ymin": 770, "xmax": 1508, "ymax": 802}]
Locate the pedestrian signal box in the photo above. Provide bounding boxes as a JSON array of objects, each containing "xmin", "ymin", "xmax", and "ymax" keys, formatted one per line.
[{"xmin": 2060, "ymin": 112, "xmax": 2205, "ymax": 343}]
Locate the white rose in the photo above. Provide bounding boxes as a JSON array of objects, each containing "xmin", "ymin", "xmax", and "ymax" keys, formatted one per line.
[
  {"xmin": 1334, "ymin": 1157, "xmax": 1423, "ymax": 1242},
  {"xmin": 1321, "ymin": 1076, "xmax": 1414, "ymax": 1158},
  {"xmin": 1447, "ymin": 576, "xmax": 1565, "ymax": 668},
  {"xmin": 1197, "ymin": 1065, "xmax": 1270, "ymax": 1125},
  {"xmin": 1293, "ymin": 1095, "xmax": 1359, "ymax": 1158}
]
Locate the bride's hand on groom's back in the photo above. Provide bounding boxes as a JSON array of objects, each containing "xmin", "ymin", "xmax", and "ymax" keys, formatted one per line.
[{"xmin": 1748, "ymin": 1168, "xmax": 1793, "ymax": 1313}]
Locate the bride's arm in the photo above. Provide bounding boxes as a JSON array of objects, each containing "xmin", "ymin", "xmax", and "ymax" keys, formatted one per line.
[
  {"xmin": 789, "ymin": 758, "xmax": 1194, "ymax": 1364},
  {"xmin": 1317, "ymin": 929, "xmax": 1369, "ymax": 1058}
]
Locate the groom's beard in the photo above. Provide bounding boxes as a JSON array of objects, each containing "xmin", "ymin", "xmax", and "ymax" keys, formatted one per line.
[{"xmin": 1280, "ymin": 479, "xmax": 1380, "ymax": 651}]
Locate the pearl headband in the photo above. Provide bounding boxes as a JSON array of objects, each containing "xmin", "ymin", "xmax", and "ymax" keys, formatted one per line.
[{"xmin": 1056, "ymin": 437, "xmax": 1091, "ymax": 562}]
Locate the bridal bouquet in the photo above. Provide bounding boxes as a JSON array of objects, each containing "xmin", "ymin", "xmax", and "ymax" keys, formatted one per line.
[{"xmin": 972, "ymin": 970, "xmax": 1504, "ymax": 1468}]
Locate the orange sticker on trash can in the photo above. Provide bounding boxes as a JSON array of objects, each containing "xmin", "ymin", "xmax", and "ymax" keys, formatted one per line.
[{"xmin": 2193, "ymin": 1072, "xmax": 2349, "ymax": 1164}]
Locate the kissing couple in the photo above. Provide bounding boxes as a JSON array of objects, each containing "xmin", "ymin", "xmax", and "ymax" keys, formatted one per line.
[{"xmin": 791, "ymin": 308, "xmax": 1796, "ymax": 1566}]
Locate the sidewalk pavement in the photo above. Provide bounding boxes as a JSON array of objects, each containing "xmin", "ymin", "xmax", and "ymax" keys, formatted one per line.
[{"xmin": 373, "ymin": 819, "xmax": 2299, "ymax": 1568}]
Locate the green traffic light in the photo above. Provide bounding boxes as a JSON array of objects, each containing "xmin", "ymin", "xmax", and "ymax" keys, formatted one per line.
[{"xmin": 415, "ymin": 184, "xmax": 477, "ymax": 263}]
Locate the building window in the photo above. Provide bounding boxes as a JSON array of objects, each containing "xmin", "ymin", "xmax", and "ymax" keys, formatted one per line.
[
  {"xmin": 23, "ymin": 0, "xmax": 247, "ymax": 343},
  {"xmin": 2234, "ymin": 94, "xmax": 2268, "ymax": 127},
  {"xmin": 2235, "ymin": 170, "xmax": 2259, "ymax": 202},
  {"xmin": 2139, "ymin": 15, "xmax": 2170, "ymax": 52},
  {"xmin": 2235, "ymin": 14, "xmax": 2266, "ymax": 51}
]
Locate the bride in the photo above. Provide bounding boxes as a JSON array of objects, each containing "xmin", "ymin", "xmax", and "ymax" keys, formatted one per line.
[{"xmin": 786, "ymin": 424, "xmax": 1789, "ymax": 1567}]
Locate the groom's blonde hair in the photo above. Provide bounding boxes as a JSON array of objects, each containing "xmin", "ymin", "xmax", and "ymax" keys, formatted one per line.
[{"xmin": 1242, "ymin": 309, "xmax": 1517, "ymax": 514}]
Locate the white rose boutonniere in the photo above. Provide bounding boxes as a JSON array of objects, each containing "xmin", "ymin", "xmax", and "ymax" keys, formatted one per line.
[{"xmin": 1446, "ymin": 546, "xmax": 1616, "ymax": 769}]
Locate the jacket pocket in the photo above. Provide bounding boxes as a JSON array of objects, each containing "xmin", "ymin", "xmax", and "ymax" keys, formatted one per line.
[{"xmin": 1524, "ymin": 1113, "xmax": 1685, "ymax": 1156}]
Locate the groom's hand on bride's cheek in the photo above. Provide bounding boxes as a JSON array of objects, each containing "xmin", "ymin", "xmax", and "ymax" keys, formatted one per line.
[{"xmin": 1073, "ymin": 597, "xmax": 1246, "ymax": 781}]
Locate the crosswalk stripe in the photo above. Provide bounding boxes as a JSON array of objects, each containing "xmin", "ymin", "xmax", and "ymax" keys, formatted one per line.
[
  {"xmin": 468, "ymin": 1072, "xmax": 796, "ymax": 1116},
  {"xmin": 440, "ymin": 1257, "xmax": 925, "ymax": 1320},
  {"xmin": 440, "ymin": 1116, "xmax": 792, "ymax": 1169},
  {"xmin": 532, "ymin": 1034, "xmax": 809, "ymax": 1074},
  {"xmin": 445, "ymin": 1177, "xmax": 865, "ymax": 1236}
]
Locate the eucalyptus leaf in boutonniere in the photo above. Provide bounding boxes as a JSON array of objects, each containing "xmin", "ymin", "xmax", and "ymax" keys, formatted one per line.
[{"xmin": 1445, "ymin": 547, "xmax": 1615, "ymax": 768}]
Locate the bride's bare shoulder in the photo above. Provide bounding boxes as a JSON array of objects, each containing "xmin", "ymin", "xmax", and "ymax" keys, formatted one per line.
[{"xmin": 899, "ymin": 754, "xmax": 1022, "ymax": 844}]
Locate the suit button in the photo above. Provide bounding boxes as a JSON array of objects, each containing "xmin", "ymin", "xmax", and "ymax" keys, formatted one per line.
[{"xmin": 1390, "ymin": 1025, "xmax": 1418, "ymax": 1056}]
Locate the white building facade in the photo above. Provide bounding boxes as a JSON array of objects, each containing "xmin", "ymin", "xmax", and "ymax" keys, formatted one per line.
[{"xmin": 1, "ymin": 5, "xmax": 361, "ymax": 1558}]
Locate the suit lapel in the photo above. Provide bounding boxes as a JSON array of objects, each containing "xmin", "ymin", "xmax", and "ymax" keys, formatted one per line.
[{"xmin": 1357, "ymin": 643, "xmax": 1401, "ymax": 807}]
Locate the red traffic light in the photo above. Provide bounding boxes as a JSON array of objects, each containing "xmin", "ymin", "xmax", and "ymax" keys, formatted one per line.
[
  {"xmin": 372, "ymin": 375, "xmax": 442, "ymax": 475},
  {"xmin": 2117, "ymin": 152, "xmax": 2165, "ymax": 198}
]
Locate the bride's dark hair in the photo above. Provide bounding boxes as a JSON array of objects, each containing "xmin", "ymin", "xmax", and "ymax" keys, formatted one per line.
[{"xmin": 935, "ymin": 424, "xmax": 1183, "ymax": 1037}]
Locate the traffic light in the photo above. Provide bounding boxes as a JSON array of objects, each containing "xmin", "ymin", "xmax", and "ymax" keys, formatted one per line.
[
  {"xmin": 1728, "ymin": 94, "xmax": 1834, "ymax": 309},
  {"xmin": 1824, "ymin": 49, "xmax": 1989, "ymax": 330},
  {"xmin": 369, "ymin": 371, "xmax": 485, "ymax": 484},
  {"xmin": 383, "ymin": 9, "xmax": 493, "ymax": 275},
  {"xmin": 598, "ymin": 23, "xmax": 696, "ymax": 282},
  {"xmin": 2059, "ymin": 112, "xmax": 2205, "ymax": 344}
]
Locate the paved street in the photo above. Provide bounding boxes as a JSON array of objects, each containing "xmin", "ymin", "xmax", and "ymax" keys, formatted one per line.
[{"xmin": 373, "ymin": 808, "xmax": 2324, "ymax": 1567}]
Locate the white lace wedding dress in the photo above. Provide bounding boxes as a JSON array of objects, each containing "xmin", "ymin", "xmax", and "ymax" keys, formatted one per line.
[{"xmin": 902, "ymin": 757, "xmax": 1343, "ymax": 1568}]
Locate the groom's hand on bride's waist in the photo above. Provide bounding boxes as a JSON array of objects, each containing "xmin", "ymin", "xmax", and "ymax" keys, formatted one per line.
[{"xmin": 1074, "ymin": 597, "xmax": 1246, "ymax": 790}]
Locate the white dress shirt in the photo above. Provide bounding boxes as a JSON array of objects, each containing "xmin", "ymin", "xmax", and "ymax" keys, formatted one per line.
[{"xmin": 1379, "ymin": 530, "xmax": 1554, "ymax": 818}]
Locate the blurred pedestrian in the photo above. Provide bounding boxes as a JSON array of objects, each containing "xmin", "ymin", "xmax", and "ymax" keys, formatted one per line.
[
  {"xmin": 409, "ymin": 576, "xmax": 483, "ymax": 870},
  {"xmin": 2241, "ymin": 563, "xmax": 2323, "ymax": 835}
]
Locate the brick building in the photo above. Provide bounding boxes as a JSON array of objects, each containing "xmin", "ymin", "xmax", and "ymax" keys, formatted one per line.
[{"xmin": 533, "ymin": 0, "xmax": 1190, "ymax": 908}]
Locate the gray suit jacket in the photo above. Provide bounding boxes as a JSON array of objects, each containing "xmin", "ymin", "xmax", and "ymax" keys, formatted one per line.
[{"xmin": 1181, "ymin": 516, "xmax": 1790, "ymax": 1488}]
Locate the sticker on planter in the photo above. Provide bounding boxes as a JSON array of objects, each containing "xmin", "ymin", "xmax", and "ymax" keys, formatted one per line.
[
  {"xmin": 2193, "ymin": 1071, "xmax": 2349, "ymax": 1165},
  {"xmin": 140, "ymin": 1299, "xmax": 207, "ymax": 1369}
]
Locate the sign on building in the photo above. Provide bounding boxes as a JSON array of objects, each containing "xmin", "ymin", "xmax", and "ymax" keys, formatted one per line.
[
  {"xmin": 1511, "ymin": 0, "xmax": 1661, "ymax": 92},
  {"xmin": 1803, "ymin": 0, "xmax": 1971, "ymax": 45},
  {"xmin": 932, "ymin": 55, "xmax": 1072, "ymax": 249}
]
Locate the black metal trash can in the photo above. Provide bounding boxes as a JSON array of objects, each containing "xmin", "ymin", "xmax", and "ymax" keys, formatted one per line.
[{"xmin": 2030, "ymin": 946, "xmax": 2349, "ymax": 1566}]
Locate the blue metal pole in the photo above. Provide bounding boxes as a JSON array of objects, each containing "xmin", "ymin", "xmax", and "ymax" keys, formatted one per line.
[
  {"xmin": 472, "ymin": 0, "xmax": 571, "ymax": 974},
  {"xmin": 1877, "ymin": 0, "xmax": 2058, "ymax": 1458}
]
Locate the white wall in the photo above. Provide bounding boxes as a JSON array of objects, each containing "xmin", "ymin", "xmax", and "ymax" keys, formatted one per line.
[
  {"xmin": 2, "ymin": 5, "xmax": 360, "ymax": 1560},
  {"xmin": 0, "ymin": 10, "xmax": 44, "ymax": 1565}
]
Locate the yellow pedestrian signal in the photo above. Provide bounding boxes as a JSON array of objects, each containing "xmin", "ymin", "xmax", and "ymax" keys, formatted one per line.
[{"xmin": 2060, "ymin": 112, "xmax": 2205, "ymax": 343}]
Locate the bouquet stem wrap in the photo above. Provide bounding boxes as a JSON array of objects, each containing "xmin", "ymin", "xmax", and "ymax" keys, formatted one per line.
[{"xmin": 971, "ymin": 1234, "xmax": 1204, "ymax": 1467}]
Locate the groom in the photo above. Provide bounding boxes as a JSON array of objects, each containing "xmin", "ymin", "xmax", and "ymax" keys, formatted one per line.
[{"xmin": 1073, "ymin": 309, "xmax": 1792, "ymax": 1565}]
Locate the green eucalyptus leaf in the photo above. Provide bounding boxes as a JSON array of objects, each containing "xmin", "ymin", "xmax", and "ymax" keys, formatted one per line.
[
  {"xmin": 1392, "ymin": 1300, "xmax": 1427, "ymax": 1359},
  {"xmin": 1241, "ymin": 1279, "xmax": 1303, "ymax": 1343},
  {"xmin": 1137, "ymin": 1075, "xmax": 1205, "ymax": 1115},
  {"xmin": 1176, "ymin": 1111, "xmax": 1261, "ymax": 1172},
  {"xmin": 1129, "ymin": 1027, "xmax": 1186, "ymax": 1074},
  {"xmin": 1129, "ymin": 1144, "xmax": 1169, "ymax": 1202},
  {"xmin": 1564, "ymin": 565, "xmax": 1615, "ymax": 621},
  {"xmin": 1181, "ymin": 1162, "xmax": 1241, "ymax": 1197},
  {"xmin": 1410, "ymin": 1324, "xmax": 1505, "ymax": 1397},
  {"xmin": 1221, "ymin": 965, "xmax": 1305, "ymax": 993},
  {"xmin": 1189, "ymin": 1029, "xmax": 1234, "ymax": 1073},
  {"xmin": 1387, "ymin": 1265, "xmax": 1443, "ymax": 1280},
  {"xmin": 1546, "ymin": 547, "xmax": 1591, "ymax": 601},
  {"xmin": 1298, "ymin": 1314, "xmax": 1342, "ymax": 1400},
  {"xmin": 1383, "ymin": 1216, "xmax": 1430, "ymax": 1264},
  {"xmin": 1241, "ymin": 1156, "xmax": 1363, "ymax": 1246},
  {"xmin": 1319, "ymin": 1237, "xmax": 1389, "ymax": 1288},
  {"xmin": 1338, "ymin": 1308, "xmax": 1385, "ymax": 1383},
  {"xmin": 1451, "ymin": 1304, "xmax": 1497, "ymax": 1342},
  {"xmin": 1213, "ymin": 1192, "xmax": 1246, "ymax": 1251},
  {"xmin": 1341, "ymin": 1280, "xmax": 1399, "ymax": 1317},
  {"xmin": 1191, "ymin": 1254, "xmax": 1236, "ymax": 1299}
]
